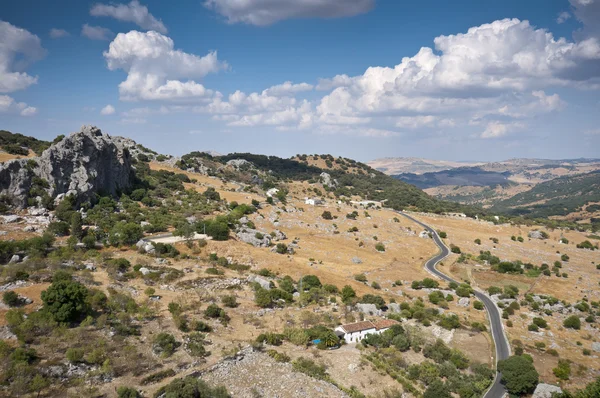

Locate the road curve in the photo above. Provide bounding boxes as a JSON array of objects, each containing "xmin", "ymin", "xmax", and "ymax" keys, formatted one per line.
[{"xmin": 398, "ymin": 212, "xmax": 510, "ymax": 398}]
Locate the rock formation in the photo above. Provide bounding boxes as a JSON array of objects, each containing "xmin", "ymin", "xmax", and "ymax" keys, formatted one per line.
[{"xmin": 0, "ymin": 125, "xmax": 134, "ymax": 208}]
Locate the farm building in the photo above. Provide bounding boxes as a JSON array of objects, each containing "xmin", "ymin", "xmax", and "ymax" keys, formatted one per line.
[
  {"xmin": 304, "ymin": 197, "xmax": 323, "ymax": 206},
  {"xmin": 334, "ymin": 319, "xmax": 399, "ymax": 344}
]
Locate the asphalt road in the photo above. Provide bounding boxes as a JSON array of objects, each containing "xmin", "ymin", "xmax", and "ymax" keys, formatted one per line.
[{"xmin": 399, "ymin": 212, "xmax": 510, "ymax": 398}]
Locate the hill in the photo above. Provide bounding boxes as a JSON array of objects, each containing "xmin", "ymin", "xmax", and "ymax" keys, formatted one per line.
[
  {"xmin": 367, "ymin": 157, "xmax": 482, "ymax": 175},
  {"xmin": 490, "ymin": 170, "xmax": 600, "ymax": 220},
  {"xmin": 176, "ymin": 151, "xmax": 480, "ymax": 215},
  {"xmin": 0, "ymin": 129, "xmax": 52, "ymax": 156}
]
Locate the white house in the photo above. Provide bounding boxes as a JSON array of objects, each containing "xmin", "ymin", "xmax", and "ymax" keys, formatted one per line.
[
  {"xmin": 266, "ymin": 188, "xmax": 279, "ymax": 198},
  {"xmin": 335, "ymin": 319, "xmax": 399, "ymax": 344},
  {"xmin": 304, "ymin": 197, "xmax": 323, "ymax": 206}
]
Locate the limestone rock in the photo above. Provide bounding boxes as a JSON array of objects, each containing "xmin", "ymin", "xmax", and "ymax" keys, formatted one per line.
[
  {"xmin": 9, "ymin": 254, "xmax": 20, "ymax": 264},
  {"xmin": 356, "ymin": 303, "xmax": 381, "ymax": 316},
  {"xmin": 0, "ymin": 125, "xmax": 134, "ymax": 208},
  {"xmin": 319, "ymin": 172, "xmax": 338, "ymax": 189},
  {"xmin": 528, "ymin": 230, "xmax": 546, "ymax": 240},
  {"xmin": 458, "ymin": 297, "xmax": 470, "ymax": 307},
  {"xmin": 247, "ymin": 275, "xmax": 271, "ymax": 290},
  {"xmin": 532, "ymin": 383, "xmax": 562, "ymax": 398},
  {"xmin": 592, "ymin": 342, "xmax": 600, "ymax": 352},
  {"xmin": 236, "ymin": 228, "xmax": 271, "ymax": 247},
  {"xmin": 351, "ymin": 257, "xmax": 363, "ymax": 264}
]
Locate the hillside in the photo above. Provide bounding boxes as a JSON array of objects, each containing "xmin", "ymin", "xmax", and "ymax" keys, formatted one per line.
[
  {"xmin": 490, "ymin": 170, "xmax": 600, "ymax": 220},
  {"xmin": 0, "ymin": 130, "xmax": 52, "ymax": 157},
  {"xmin": 176, "ymin": 151, "xmax": 480, "ymax": 215}
]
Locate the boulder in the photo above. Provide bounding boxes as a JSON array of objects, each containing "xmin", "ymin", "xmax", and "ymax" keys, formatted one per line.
[
  {"xmin": 532, "ymin": 383, "xmax": 562, "ymax": 398},
  {"xmin": 388, "ymin": 303, "xmax": 401, "ymax": 313},
  {"xmin": 458, "ymin": 297, "xmax": 470, "ymax": 307},
  {"xmin": 271, "ymin": 229, "xmax": 287, "ymax": 241},
  {"xmin": 247, "ymin": 275, "xmax": 271, "ymax": 290},
  {"xmin": 236, "ymin": 229, "xmax": 271, "ymax": 247},
  {"xmin": 356, "ymin": 303, "xmax": 381, "ymax": 316},
  {"xmin": 351, "ymin": 257, "xmax": 363, "ymax": 264},
  {"xmin": 528, "ymin": 230, "xmax": 546, "ymax": 240},
  {"xmin": 8, "ymin": 254, "xmax": 20, "ymax": 264},
  {"xmin": 139, "ymin": 267, "xmax": 151, "ymax": 276},
  {"xmin": 592, "ymin": 342, "xmax": 600, "ymax": 352},
  {"xmin": 0, "ymin": 125, "xmax": 134, "ymax": 208},
  {"xmin": 1, "ymin": 215, "xmax": 20, "ymax": 223},
  {"xmin": 319, "ymin": 172, "xmax": 338, "ymax": 189}
]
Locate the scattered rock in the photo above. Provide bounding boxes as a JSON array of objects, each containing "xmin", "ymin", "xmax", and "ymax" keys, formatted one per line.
[
  {"xmin": 319, "ymin": 172, "xmax": 338, "ymax": 189},
  {"xmin": 351, "ymin": 257, "xmax": 363, "ymax": 264},
  {"xmin": 528, "ymin": 230, "xmax": 546, "ymax": 240},
  {"xmin": 139, "ymin": 267, "xmax": 151, "ymax": 276},
  {"xmin": 247, "ymin": 275, "xmax": 271, "ymax": 290},
  {"xmin": 592, "ymin": 342, "xmax": 600, "ymax": 352},
  {"xmin": 532, "ymin": 383, "xmax": 562, "ymax": 398},
  {"xmin": 356, "ymin": 303, "xmax": 381, "ymax": 316},
  {"xmin": 458, "ymin": 297, "xmax": 470, "ymax": 307},
  {"xmin": 8, "ymin": 254, "xmax": 20, "ymax": 264},
  {"xmin": 1, "ymin": 215, "xmax": 20, "ymax": 223}
]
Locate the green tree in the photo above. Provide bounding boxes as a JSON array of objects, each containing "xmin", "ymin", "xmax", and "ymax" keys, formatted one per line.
[
  {"xmin": 553, "ymin": 359, "xmax": 571, "ymax": 380},
  {"xmin": 423, "ymin": 380, "xmax": 451, "ymax": 398},
  {"xmin": 41, "ymin": 279, "xmax": 90, "ymax": 323},
  {"xmin": 321, "ymin": 211, "xmax": 333, "ymax": 220},
  {"xmin": 299, "ymin": 275, "xmax": 321, "ymax": 291},
  {"xmin": 2, "ymin": 291, "xmax": 20, "ymax": 307},
  {"xmin": 497, "ymin": 355, "xmax": 539, "ymax": 396},
  {"xmin": 116, "ymin": 387, "xmax": 141, "ymax": 398},
  {"xmin": 341, "ymin": 285, "xmax": 356, "ymax": 304},
  {"xmin": 70, "ymin": 212, "xmax": 83, "ymax": 240}
]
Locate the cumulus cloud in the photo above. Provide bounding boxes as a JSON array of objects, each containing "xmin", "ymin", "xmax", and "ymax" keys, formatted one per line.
[
  {"xmin": 49, "ymin": 28, "xmax": 70, "ymax": 38},
  {"xmin": 203, "ymin": 0, "xmax": 374, "ymax": 25},
  {"xmin": 263, "ymin": 81, "xmax": 313, "ymax": 96},
  {"xmin": 81, "ymin": 24, "xmax": 114, "ymax": 40},
  {"xmin": 101, "ymin": 104, "xmax": 116, "ymax": 115},
  {"xmin": 557, "ymin": 11, "xmax": 571, "ymax": 24},
  {"xmin": 0, "ymin": 95, "xmax": 37, "ymax": 116},
  {"xmin": 0, "ymin": 21, "xmax": 46, "ymax": 93},
  {"xmin": 91, "ymin": 1, "xmax": 167, "ymax": 33},
  {"xmin": 480, "ymin": 121, "xmax": 524, "ymax": 139},
  {"xmin": 104, "ymin": 30, "xmax": 228, "ymax": 100}
]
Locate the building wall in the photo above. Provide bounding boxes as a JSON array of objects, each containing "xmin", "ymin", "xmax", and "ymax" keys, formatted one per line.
[{"xmin": 336, "ymin": 326, "xmax": 377, "ymax": 344}]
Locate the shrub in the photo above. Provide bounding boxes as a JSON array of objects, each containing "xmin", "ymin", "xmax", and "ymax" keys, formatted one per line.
[
  {"xmin": 371, "ymin": 281, "xmax": 381, "ymax": 290},
  {"xmin": 66, "ymin": 347, "xmax": 85, "ymax": 363},
  {"xmin": 221, "ymin": 295, "xmax": 238, "ymax": 308},
  {"xmin": 354, "ymin": 273, "xmax": 367, "ymax": 283},
  {"xmin": 117, "ymin": 387, "xmax": 141, "ymax": 398},
  {"xmin": 321, "ymin": 211, "xmax": 333, "ymax": 220},
  {"xmin": 341, "ymin": 285, "xmax": 356, "ymax": 304},
  {"xmin": 2, "ymin": 291, "xmax": 20, "ymax": 307},
  {"xmin": 153, "ymin": 333, "xmax": 178, "ymax": 357},
  {"xmin": 292, "ymin": 357, "xmax": 328, "ymax": 380},
  {"xmin": 204, "ymin": 304, "xmax": 226, "ymax": 319},
  {"xmin": 532, "ymin": 317, "xmax": 548, "ymax": 328},
  {"xmin": 474, "ymin": 239, "xmax": 481, "ymax": 245},
  {"xmin": 563, "ymin": 315, "xmax": 581, "ymax": 330},
  {"xmin": 155, "ymin": 376, "xmax": 229, "ymax": 398},
  {"xmin": 528, "ymin": 324, "xmax": 539, "ymax": 332},
  {"xmin": 473, "ymin": 301, "xmax": 484, "ymax": 310},
  {"xmin": 375, "ymin": 243, "xmax": 385, "ymax": 252},
  {"xmin": 553, "ymin": 359, "xmax": 571, "ymax": 380},
  {"xmin": 276, "ymin": 243, "xmax": 288, "ymax": 254},
  {"xmin": 438, "ymin": 231, "xmax": 447, "ymax": 238},
  {"xmin": 561, "ymin": 254, "xmax": 570, "ymax": 262},
  {"xmin": 450, "ymin": 245, "xmax": 461, "ymax": 254}
]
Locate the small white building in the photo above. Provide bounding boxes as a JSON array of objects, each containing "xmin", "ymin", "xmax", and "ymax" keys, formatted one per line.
[
  {"xmin": 304, "ymin": 197, "xmax": 323, "ymax": 206},
  {"xmin": 335, "ymin": 319, "xmax": 399, "ymax": 344},
  {"xmin": 266, "ymin": 188, "xmax": 279, "ymax": 198}
]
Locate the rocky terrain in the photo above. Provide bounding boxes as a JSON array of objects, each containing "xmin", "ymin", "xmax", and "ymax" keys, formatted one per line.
[{"xmin": 0, "ymin": 126, "xmax": 134, "ymax": 208}]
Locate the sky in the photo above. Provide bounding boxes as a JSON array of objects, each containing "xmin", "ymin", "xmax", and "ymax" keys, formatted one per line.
[{"xmin": 1, "ymin": 0, "xmax": 600, "ymax": 162}]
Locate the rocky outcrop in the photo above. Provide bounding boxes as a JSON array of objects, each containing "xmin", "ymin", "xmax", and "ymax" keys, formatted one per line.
[
  {"xmin": 0, "ymin": 125, "xmax": 134, "ymax": 208},
  {"xmin": 319, "ymin": 172, "xmax": 337, "ymax": 189},
  {"xmin": 532, "ymin": 383, "xmax": 562, "ymax": 398}
]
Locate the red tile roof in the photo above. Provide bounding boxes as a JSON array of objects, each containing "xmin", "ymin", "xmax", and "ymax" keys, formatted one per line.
[
  {"xmin": 372, "ymin": 319, "xmax": 400, "ymax": 330},
  {"xmin": 340, "ymin": 321, "xmax": 375, "ymax": 333}
]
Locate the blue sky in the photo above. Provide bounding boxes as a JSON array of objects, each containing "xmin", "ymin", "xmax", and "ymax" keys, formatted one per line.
[{"xmin": 1, "ymin": 0, "xmax": 599, "ymax": 161}]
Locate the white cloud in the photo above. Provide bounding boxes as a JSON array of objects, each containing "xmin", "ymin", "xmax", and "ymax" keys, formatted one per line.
[
  {"xmin": 0, "ymin": 95, "xmax": 37, "ymax": 116},
  {"xmin": 50, "ymin": 28, "xmax": 70, "ymax": 38},
  {"xmin": 480, "ymin": 121, "xmax": 524, "ymax": 139},
  {"xmin": 204, "ymin": 0, "xmax": 374, "ymax": 25},
  {"xmin": 104, "ymin": 30, "xmax": 227, "ymax": 101},
  {"xmin": 584, "ymin": 128, "xmax": 600, "ymax": 135},
  {"xmin": 91, "ymin": 0, "xmax": 167, "ymax": 34},
  {"xmin": 316, "ymin": 74, "xmax": 353, "ymax": 90},
  {"xmin": 263, "ymin": 81, "xmax": 313, "ymax": 96},
  {"xmin": 0, "ymin": 21, "xmax": 46, "ymax": 93},
  {"xmin": 101, "ymin": 104, "xmax": 116, "ymax": 115},
  {"xmin": 81, "ymin": 24, "xmax": 114, "ymax": 40},
  {"xmin": 557, "ymin": 11, "xmax": 571, "ymax": 24}
]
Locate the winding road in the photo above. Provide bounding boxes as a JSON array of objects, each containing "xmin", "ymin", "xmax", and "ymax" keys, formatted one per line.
[{"xmin": 399, "ymin": 212, "xmax": 510, "ymax": 398}]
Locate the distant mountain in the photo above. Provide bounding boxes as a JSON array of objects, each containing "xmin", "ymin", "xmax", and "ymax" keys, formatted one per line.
[
  {"xmin": 395, "ymin": 167, "xmax": 513, "ymax": 189},
  {"xmin": 367, "ymin": 157, "xmax": 482, "ymax": 175}
]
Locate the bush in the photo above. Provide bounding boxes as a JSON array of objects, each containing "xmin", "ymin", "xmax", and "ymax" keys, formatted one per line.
[
  {"xmin": 153, "ymin": 333, "xmax": 178, "ymax": 357},
  {"xmin": 2, "ymin": 291, "xmax": 20, "ymax": 307},
  {"xmin": 450, "ymin": 245, "xmax": 461, "ymax": 254},
  {"xmin": 474, "ymin": 238, "xmax": 481, "ymax": 245},
  {"xmin": 321, "ymin": 211, "xmax": 333, "ymax": 220},
  {"xmin": 276, "ymin": 243, "xmax": 288, "ymax": 254},
  {"xmin": 553, "ymin": 359, "xmax": 571, "ymax": 380},
  {"xmin": 66, "ymin": 347, "xmax": 85, "ymax": 363},
  {"xmin": 221, "ymin": 295, "xmax": 238, "ymax": 308},
  {"xmin": 473, "ymin": 301, "xmax": 484, "ymax": 310},
  {"xmin": 155, "ymin": 376, "xmax": 229, "ymax": 398},
  {"xmin": 438, "ymin": 231, "xmax": 447, "ymax": 239},
  {"xmin": 117, "ymin": 387, "xmax": 141, "ymax": 398},
  {"xmin": 292, "ymin": 357, "xmax": 328, "ymax": 380},
  {"xmin": 41, "ymin": 278, "xmax": 90, "ymax": 323},
  {"xmin": 375, "ymin": 243, "xmax": 385, "ymax": 252},
  {"xmin": 354, "ymin": 273, "xmax": 367, "ymax": 283},
  {"xmin": 532, "ymin": 317, "xmax": 548, "ymax": 328},
  {"xmin": 563, "ymin": 315, "xmax": 581, "ymax": 330},
  {"xmin": 561, "ymin": 254, "xmax": 569, "ymax": 262},
  {"xmin": 497, "ymin": 355, "xmax": 539, "ymax": 396},
  {"xmin": 47, "ymin": 221, "xmax": 70, "ymax": 236}
]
